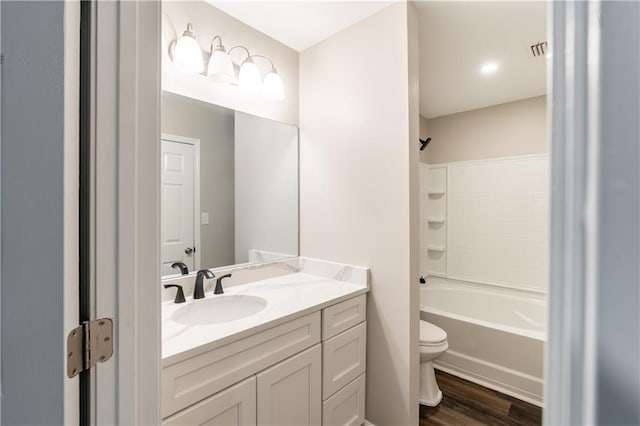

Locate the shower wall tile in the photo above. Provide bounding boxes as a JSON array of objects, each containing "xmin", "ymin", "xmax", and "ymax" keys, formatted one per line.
[{"xmin": 446, "ymin": 155, "xmax": 549, "ymax": 292}]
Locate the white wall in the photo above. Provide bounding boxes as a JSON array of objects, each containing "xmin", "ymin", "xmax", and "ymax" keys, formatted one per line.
[
  {"xmin": 423, "ymin": 96, "xmax": 547, "ymax": 164},
  {"xmin": 299, "ymin": 3, "xmax": 420, "ymax": 424},
  {"xmin": 234, "ymin": 111, "xmax": 298, "ymax": 264},
  {"xmin": 162, "ymin": 1, "xmax": 299, "ymax": 125},
  {"xmin": 419, "ymin": 115, "xmax": 429, "ymax": 164}
]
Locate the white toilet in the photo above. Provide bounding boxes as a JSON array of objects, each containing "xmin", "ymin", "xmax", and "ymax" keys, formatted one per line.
[{"xmin": 419, "ymin": 320, "xmax": 448, "ymax": 406}]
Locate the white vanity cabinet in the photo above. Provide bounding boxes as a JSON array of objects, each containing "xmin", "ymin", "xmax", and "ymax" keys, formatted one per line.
[
  {"xmin": 162, "ymin": 294, "xmax": 367, "ymax": 426},
  {"xmin": 163, "ymin": 377, "xmax": 256, "ymax": 426},
  {"xmin": 257, "ymin": 344, "xmax": 322, "ymax": 425},
  {"xmin": 321, "ymin": 295, "xmax": 367, "ymax": 426}
]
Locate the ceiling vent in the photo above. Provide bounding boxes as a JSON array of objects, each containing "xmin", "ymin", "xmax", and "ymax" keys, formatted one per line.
[{"xmin": 530, "ymin": 41, "xmax": 548, "ymax": 58}]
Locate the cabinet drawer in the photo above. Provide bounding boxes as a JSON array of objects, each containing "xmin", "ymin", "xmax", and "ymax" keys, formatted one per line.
[
  {"xmin": 322, "ymin": 322, "xmax": 366, "ymax": 399},
  {"xmin": 163, "ymin": 312, "xmax": 321, "ymax": 417},
  {"xmin": 322, "ymin": 374, "xmax": 365, "ymax": 426},
  {"xmin": 164, "ymin": 376, "xmax": 256, "ymax": 426},
  {"xmin": 322, "ymin": 295, "xmax": 366, "ymax": 340},
  {"xmin": 257, "ymin": 344, "xmax": 322, "ymax": 426}
]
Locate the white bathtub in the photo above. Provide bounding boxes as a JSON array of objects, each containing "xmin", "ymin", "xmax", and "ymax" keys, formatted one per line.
[{"xmin": 420, "ymin": 277, "xmax": 546, "ymax": 406}]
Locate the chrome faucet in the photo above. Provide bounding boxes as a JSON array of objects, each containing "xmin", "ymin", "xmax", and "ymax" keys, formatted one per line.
[{"xmin": 194, "ymin": 269, "xmax": 215, "ymax": 299}]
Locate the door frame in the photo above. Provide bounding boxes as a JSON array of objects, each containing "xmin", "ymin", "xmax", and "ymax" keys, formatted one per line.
[
  {"xmin": 85, "ymin": 0, "xmax": 640, "ymax": 424},
  {"xmin": 161, "ymin": 133, "xmax": 202, "ymax": 273},
  {"xmin": 86, "ymin": 1, "xmax": 161, "ymax": 424},
  {"xmin": 545, "ymin": 1, "xmax": 640, "ymax": 425}
]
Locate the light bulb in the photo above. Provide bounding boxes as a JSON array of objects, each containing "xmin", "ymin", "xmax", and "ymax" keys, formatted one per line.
[
  {"xmin": 238, "ymin": 57, "xmax": 262, "ymax": 93},
  {"xmin": 207, "ymin": 44, "xmax": 237, "ymax": 85},
  {"xmin": 172, "ymin": 24, "xmax": 204, "ymax": 74},
  {"xmin": 262, "ymin": 70, "xmax": 284, "ymax": 101}
]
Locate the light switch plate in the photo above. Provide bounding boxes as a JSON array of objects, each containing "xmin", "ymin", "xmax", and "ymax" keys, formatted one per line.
[{"xmin": 201, "ymin": 212, "xmax": 209, "ymax": 225}]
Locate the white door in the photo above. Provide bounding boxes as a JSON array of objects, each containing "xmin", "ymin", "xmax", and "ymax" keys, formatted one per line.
[
  {"xmin": 257, "ymin": 344, "xmax": 322, "ymax": 426},
  {"xmin": 161, "ymin": 136, "xmax": 200, "ymax": 275}
]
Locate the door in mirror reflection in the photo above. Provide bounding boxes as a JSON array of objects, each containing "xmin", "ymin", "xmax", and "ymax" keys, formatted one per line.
[
  {"xmin": 161, "ymin": 92, "xmax": 299, "ymax": 276},
  {"xmin": 161, "ymin": 136, "xmax": 199, "ymax": 276}
]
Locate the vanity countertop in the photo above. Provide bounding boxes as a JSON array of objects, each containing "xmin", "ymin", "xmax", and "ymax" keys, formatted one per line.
[{"xmin": 162, "ymin": 271, "xmax": 368, "ymax": 365}]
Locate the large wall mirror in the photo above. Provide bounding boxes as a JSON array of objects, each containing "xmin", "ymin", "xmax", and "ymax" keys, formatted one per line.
[{"xmin": 161, "ymin": 92, "xmax": 299, "ymax": 277}]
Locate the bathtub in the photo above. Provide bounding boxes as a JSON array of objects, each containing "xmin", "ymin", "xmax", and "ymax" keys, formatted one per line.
[{"xmin": 420, "ymin": 277, "xmax": 546, "ymax": 406}]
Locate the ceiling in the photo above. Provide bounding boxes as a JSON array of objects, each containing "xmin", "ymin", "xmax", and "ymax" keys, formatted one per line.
[
  {"xmin": 207, "ymin": 1, "xmax": 395, "ymax": 52},
  {"xmin": 416, "ymin": 1, "xmax": 547, "ymax": 118},
  {"xmin": 205, "ymin": 1, "xmax": 546, "ymax": 118}
]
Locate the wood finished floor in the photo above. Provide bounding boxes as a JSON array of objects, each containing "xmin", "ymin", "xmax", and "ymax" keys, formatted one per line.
[{"xmin": 419, "ymin": 371, "xmax": 542, "ymax": 426}]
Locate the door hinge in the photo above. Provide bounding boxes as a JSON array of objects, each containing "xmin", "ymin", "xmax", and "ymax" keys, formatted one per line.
[{"xmin": 67, "ymin": 318, "xmax": 113, "ymax": 378}]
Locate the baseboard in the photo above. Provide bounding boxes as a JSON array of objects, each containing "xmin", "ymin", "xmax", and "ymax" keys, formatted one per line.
[
  {"xmin": 363, "ymin": 421, "xmax": 376, "ymax": 426},
  {"xmin": 435, "ymin": 350, "xmax": 544, "ymax": 407}
]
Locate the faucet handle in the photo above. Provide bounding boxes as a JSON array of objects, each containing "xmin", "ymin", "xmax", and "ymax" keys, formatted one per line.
[
  {"xmin": 164, "ymin": 284, "xmax": 186, "ymax": 303},
  {"xmin": 214, "ymin": 274, "xmax": 232, "ymax": 295}
]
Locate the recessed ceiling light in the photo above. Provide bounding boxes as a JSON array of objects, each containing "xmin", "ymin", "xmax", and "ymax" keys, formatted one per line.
[{"xmin": 480, "ymin": 61, "xmax": 499, "ymax": 76}]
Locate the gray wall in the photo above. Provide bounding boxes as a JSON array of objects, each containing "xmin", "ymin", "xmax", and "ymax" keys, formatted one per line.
[
  {"xmin": 596, "ymin": 2, "xmax": 639, "ymax": 423},
  {"xmin": 1, "ymin": 1, "xmax": 65, "ymax": 424},
  {"xmin": 234, "ymin": 112, "xmax": 298, "ymax": 264},
  {"xmin": 161, "ymin": 92, "xmax": 235, "ymax": 269}
]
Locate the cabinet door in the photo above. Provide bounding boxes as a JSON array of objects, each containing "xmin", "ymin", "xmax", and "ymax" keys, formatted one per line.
[
  {"xmin": 163, "ymin": 377, "xmax": 256, "ymax": 426},
  {"xmin": 257, "ymin": 344, "xmax": 322, "ymax": 426}
]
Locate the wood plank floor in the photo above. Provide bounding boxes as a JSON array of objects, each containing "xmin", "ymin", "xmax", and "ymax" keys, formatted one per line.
[{"xmin": 419, "ymin": 370, "xmax": 542, "ymax": 426}]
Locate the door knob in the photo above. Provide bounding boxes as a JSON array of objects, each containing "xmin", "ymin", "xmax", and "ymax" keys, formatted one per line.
[{"xmin": 184, "ymin": 247, "xmax": 194, "ymax": 255}]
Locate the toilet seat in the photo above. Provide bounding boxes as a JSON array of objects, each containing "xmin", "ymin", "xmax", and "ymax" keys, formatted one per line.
[{"xmin": 420, "ymin": 321, "xmax": 447, "ymax": 346}]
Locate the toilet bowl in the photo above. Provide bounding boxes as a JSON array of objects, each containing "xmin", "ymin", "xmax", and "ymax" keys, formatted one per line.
[{"xmin": 419, "ymin": 320, "xmax": 448, "ymax": 406}]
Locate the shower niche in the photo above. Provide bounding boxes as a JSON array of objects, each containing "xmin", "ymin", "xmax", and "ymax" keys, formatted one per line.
[{"xmin": 424, "ymin": 166, "xmax": 447, "ymax": 277}]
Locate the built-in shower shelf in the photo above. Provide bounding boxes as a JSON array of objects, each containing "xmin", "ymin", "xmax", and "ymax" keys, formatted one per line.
[
  {"xmin": 427, "ymin": 246, "xmax": 446, "ymax": 252},
  {"xmin": 427, "ymin": 190, "xmax": 446, "ymax": 196},
  {"xmin": 427, "ymin": 217, "xmax": 446, "ymax": 223}
]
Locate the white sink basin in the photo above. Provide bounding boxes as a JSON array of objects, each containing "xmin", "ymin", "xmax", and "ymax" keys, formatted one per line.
[{"xmin": 171, "ymin": 295, "xmax": 268, "ymax": 325}]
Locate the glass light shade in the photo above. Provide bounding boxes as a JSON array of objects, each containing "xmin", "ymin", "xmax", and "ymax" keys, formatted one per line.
[
  {"xmin": 238, "ymin": 58, "xmax": 262, "ymax": 92},
  {"xmin": 262, "ymin": 70, "xmax": 285, "ymax": 101},
  {"xmin": 207, "ymin": 46, "xmax": 237, "ymax": 85},
  {"xmin": 173, "ymin": 29, "xmax": 204, "ymax": 74}
]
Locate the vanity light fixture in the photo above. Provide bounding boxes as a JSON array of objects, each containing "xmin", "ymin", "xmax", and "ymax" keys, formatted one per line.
[
  {"xmin": 207, "ymin": 36, "xmax": 237, "ymax": 85},
  {"xmin": 172, "ymin": 23, "xmax": 204, "ymax": 74},
  {"xmin": 170, "ymin": 22, "xmax": 285, "ymax": 101},
  {"xmin": 253, "ymin": 55, "xmax": 285, "ymax": 102},
  {"xmin": 230, "ymin": 46, "xmax": 263, "ymax": 93},
  {"xmin": 239, "ymin": 57, "xmax": 263, "ymax": 92}
]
